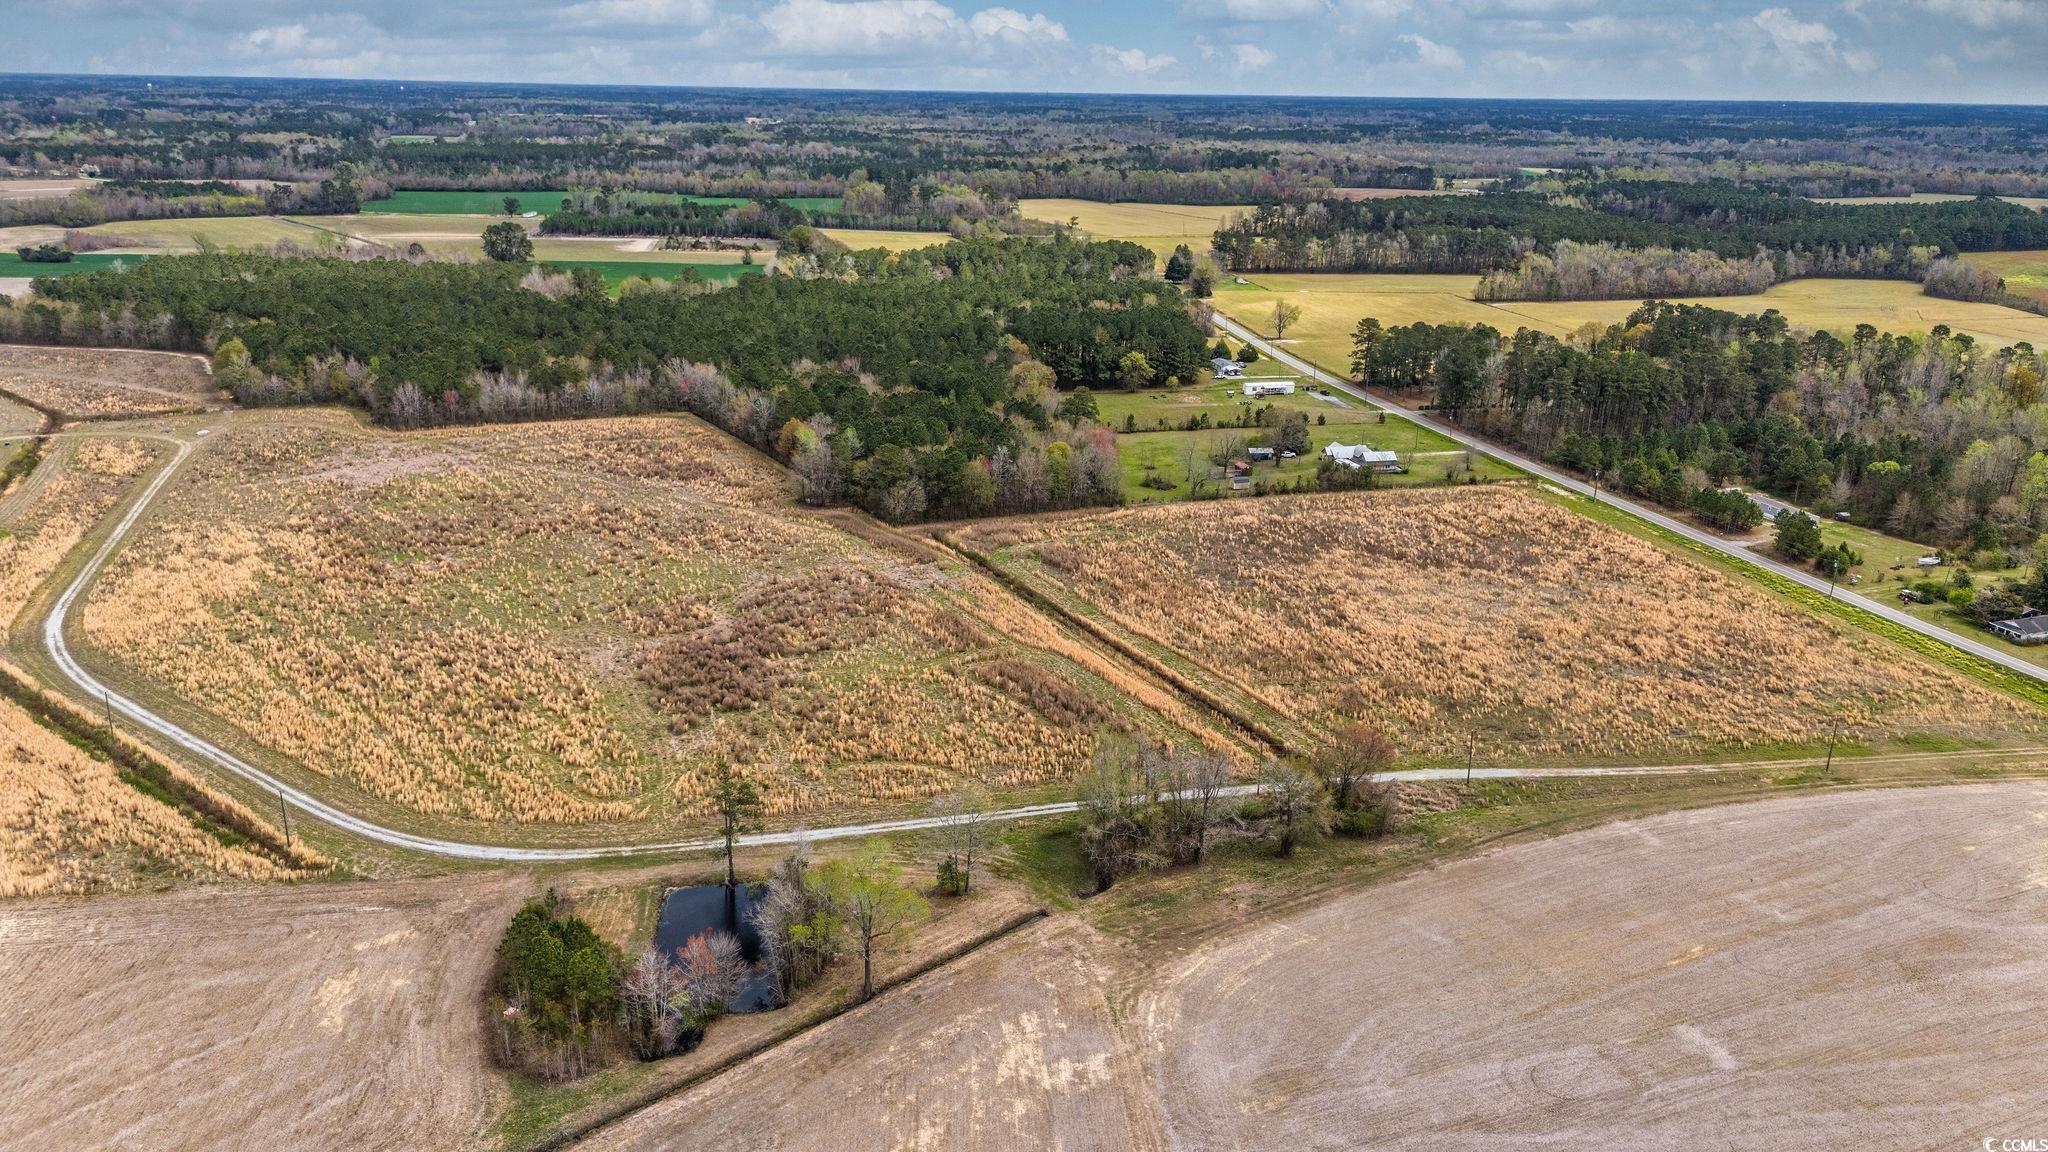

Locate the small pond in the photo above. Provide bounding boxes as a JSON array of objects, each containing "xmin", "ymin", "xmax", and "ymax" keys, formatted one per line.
[{"xmin": 652, "ymin": 882, "xmax": 777, "ymax": 1013}]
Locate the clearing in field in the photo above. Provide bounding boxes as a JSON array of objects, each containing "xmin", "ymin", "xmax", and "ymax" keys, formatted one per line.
[
  {"xmin": 1019, "ymin": 199, "xmax": 1250, "ymax": 260},
  {"xmin": 956, "ymin": 486, "xmax": 2044, "ymax": 763},
  {"xmin": 77, "ymin": 410, "xmax": 1217, "ymax": 833},
  {"xmin": 1098, "ymin": 379, "xmax": 1513, "ymax": 500},
  {"xmin": 1211, "ymin": 274, "xmax": 2048, "ymax": 374},
  {"xmin": 818, "ymin": 228, "xmax": 950, "ymax": 253},
  {"xmin": 1962, "ymin": 249, "xmax": 2048, "ymax": 307},
  {"xmin": 0, "ymin": 344, "xmax": 218, "ymax": 420}
]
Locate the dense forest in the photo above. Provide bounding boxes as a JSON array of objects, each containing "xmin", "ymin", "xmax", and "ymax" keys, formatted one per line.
[
  {"xmin": 10, "ymin": 76, "xmax": 2048, "ymax": 215},
  {"xmin": 1351, "ymin": 302, "xmax": 2048, "ymax": 551},
  {"xmin": 1212, "ymin": 186, "xmax": 2048, "ymax": 288},
  {"xmin": 3, "ymin": 235, "xmax": 1205, "ymax": 522}
]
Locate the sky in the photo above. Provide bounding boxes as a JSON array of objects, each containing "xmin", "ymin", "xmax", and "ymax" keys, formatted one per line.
[{"xmin": 16, "ymin": 0, "xmax": 2048, "ymax": 103}]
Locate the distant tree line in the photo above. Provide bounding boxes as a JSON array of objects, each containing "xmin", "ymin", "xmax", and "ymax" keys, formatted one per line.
[
  {"xmin": 1352, "ymin": 302, "xmax": 2048, "ymax": 548},
  {"xmin": 1213, "ymin": 185, "xmax": 2048, "ymax": 285},
  {"xmin": 4, "ymin": 235, "xmax": 1207, "ymax": 523}
]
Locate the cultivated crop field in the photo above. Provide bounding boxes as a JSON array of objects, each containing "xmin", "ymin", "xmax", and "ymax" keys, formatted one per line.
[
  {"xmin": 79, "ymin": 410, "xmax": 1213, "ymax": 832},
  {"xmin": 1211, "ymin": 274, "xmax": 2048, "ymax": 372},
  {"xmin": 959, "ymin": 487, "xmax": 2044, "ymax": 764},
  {"xmin": 0, "ymin": 345, "xmax": 217, "ymax": 419},
  {"xmin": 1140, "ymin": 782, "xmax": 2048, "ymax": 1149},
  {"xmin": 0, "ymin": 872, "xmax": 525, "ymax": 1152}
]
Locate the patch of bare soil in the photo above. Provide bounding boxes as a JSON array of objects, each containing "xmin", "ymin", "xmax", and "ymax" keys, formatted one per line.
[
  {"xmin": 574, "ymin": 917, "xmax": 1153, "ymax": 1152},
  {"xmin": 1140, "ymin": 782, "xmax": 2048, "ymax": 1150},
  {"xmin": 0, "ymin": 873, "xmax": 528, "ymax": 1152}
]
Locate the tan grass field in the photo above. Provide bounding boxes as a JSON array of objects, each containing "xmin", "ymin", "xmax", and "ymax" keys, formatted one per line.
[
  {"xmin": 1018, "ymin": 199, "xmax": 1250, "ymax": 260},
  {"xmin": 1815, "ymin": 192, "xmax": 2048, "ymax": 210},
  {"xmin": 78, "ymin": 409, "xmax": 1219, "ymax": 832},
  {"xmin": 0, "ymin": 177, "xmax": 97, "ymax": 201},
  {"xmin": 0, "ymin": 694, "xmax": 294, "ymax": 897},
  {"xmin": 0, "ymin": 344, "xmax": 218, "ymax": 418},
  {"xmin": 0, "ymin": 433, "xmax": 159, "ymax": 628},
  {"xmin": 1212, "ymin": 273, "xmax": 2048, "ymax": 374},
  {"xmin": 958, "ymin": 486, "xmax": 2043, "ymax": 764},
  {"xmin": 819, "ymin": 228, "xmax": 951, "ymax": 253}
]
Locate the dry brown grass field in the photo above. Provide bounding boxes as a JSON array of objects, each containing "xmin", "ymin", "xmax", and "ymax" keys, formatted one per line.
[
  {"xmin": 0, "ymin": 434, "xmax": 158, "ymax": 627},
  {"xmin": 0, "ymin": 694, "xmax": 294, "ymax": 897},
  {"xmin": 79, "ymin": 410, "xmax": 1217, "ymax": 831},
  {"xmin": 0, "ymin": 344, "xmax": 218, "ymax": 419},
  {"xmin": 958, "ymin": 486, "xmax": 2043, "ymax": 765}
]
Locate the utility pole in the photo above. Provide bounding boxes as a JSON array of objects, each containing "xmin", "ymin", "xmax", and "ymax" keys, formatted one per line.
[
  {"xmin": 278, "ymin": 791, "xmax": 292, "ymax": 848},
  {"xmin": 1466, "ymin": 732, "xmax": 1475, "ymax": 785},
  {"xmin": 1823, "ymin": 720, "xmax": 1841, "ymax": 777}
]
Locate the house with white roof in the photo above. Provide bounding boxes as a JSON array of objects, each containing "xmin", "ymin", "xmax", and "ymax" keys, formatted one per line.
[{"xmin": 1323, "ymin": 442, "xmax": 1401, "ymax": 471}]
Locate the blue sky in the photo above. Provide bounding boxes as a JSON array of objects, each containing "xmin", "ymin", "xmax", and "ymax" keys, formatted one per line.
[{"xmin": 20, "ymin": 0, "xmax": 2048, "ymax": 102}]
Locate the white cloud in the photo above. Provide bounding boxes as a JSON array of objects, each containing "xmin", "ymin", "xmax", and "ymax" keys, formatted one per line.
[
  {"xmin": 1093, "ymin": 44, "xmax": 1178, "ymax": 73},
  {"xmin": 1233, "ymin": 42, "xmax": 1277, "ymax": 68},
  {"xmin": 1918, "ymin": 0, "xmax": 2035, "ymax": 30},
  {"xmin": 755, "ymin": 0, "xmax": 1068, "ymax": 57},
  {"xmin": 968, "ymin": 7, "xmax": 1069, "ymax": 43},
  {"xmin": 1400, "ymin": 32, "xmax": 1465, "ymax": 69},
  {"xmin": 1745, "ymin": 7, "xmax": 1877, "ymax": 75},
  {"xmin": 234, "ymin": 23, "xmax": 341, "ymax": 58},
  {"xmin": 558, "ymin": 0, "xmax": 716, "ymax": 27},
  {"xmin": 1484, "ymin": 47, "xmax": 1561, "ymax": 75},
  {"xmin": 758, "ymin": 0, "xmax": 967, "ymax": 55},
  {"xmin": 1189, "ymin": 0, "xmax": 1330, "ymax": 19}
]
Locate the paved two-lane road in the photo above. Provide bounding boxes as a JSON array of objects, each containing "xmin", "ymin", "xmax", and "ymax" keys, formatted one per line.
[{"xmin": 1212, "ymin": 312, "xmax": 2048, "ymax": 687}]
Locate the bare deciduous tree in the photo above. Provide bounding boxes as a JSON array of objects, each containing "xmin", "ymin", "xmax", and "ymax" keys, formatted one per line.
[{"xmin": 930, "ymin": 783, "xmax": 991, "ymax": 895}]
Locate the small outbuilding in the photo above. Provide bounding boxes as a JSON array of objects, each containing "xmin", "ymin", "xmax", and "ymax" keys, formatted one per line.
[{"xmin": 1211, "ymin": 357, "xmax": 1245, "ymax": 378}]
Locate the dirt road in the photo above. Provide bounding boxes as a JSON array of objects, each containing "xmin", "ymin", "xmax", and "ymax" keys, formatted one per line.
[
  {"xmin": 1141, "ymin": 782, "xmax": 2048, "ymax": 1150},
  {"xmin": 0, "ymin": 873, "xmax": 526, "ymax": 1152}
]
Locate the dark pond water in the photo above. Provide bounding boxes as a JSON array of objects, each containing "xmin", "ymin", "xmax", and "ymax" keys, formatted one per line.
[{"xmin": 652, "ymin": 883, "xmax": 777, "ymax": 1013}]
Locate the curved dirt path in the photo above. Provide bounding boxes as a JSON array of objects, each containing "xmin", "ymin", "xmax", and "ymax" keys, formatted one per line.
[
  {"xmin": 1140, "ymin": 781, "xmax": 2048, "ymax": 1150},
  {"xmin": 34, "ymin": 423, "xmax": 2048, "ymax": 861}
]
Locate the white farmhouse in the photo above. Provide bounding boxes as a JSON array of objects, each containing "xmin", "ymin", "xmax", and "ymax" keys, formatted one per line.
[{"xmin": 1322, "ymin": 442, "xmax": 1401, "ymax": 470}]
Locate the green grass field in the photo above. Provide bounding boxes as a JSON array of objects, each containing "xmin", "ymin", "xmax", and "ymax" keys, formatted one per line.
[
  {"xmin": 1962, "ymin": 249, "xmax": 2048, "ymax": 308},
  {"xmin": 537, "ymin": 259, "xmax": 761, "ymax": 289},
  {"xmin": 0, "ymin": 252, "xmax": 153, "ymax": 277},
  {"xmin": 1116, "ymin": 417, "xmax": 1510, "ymax": 501}
]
